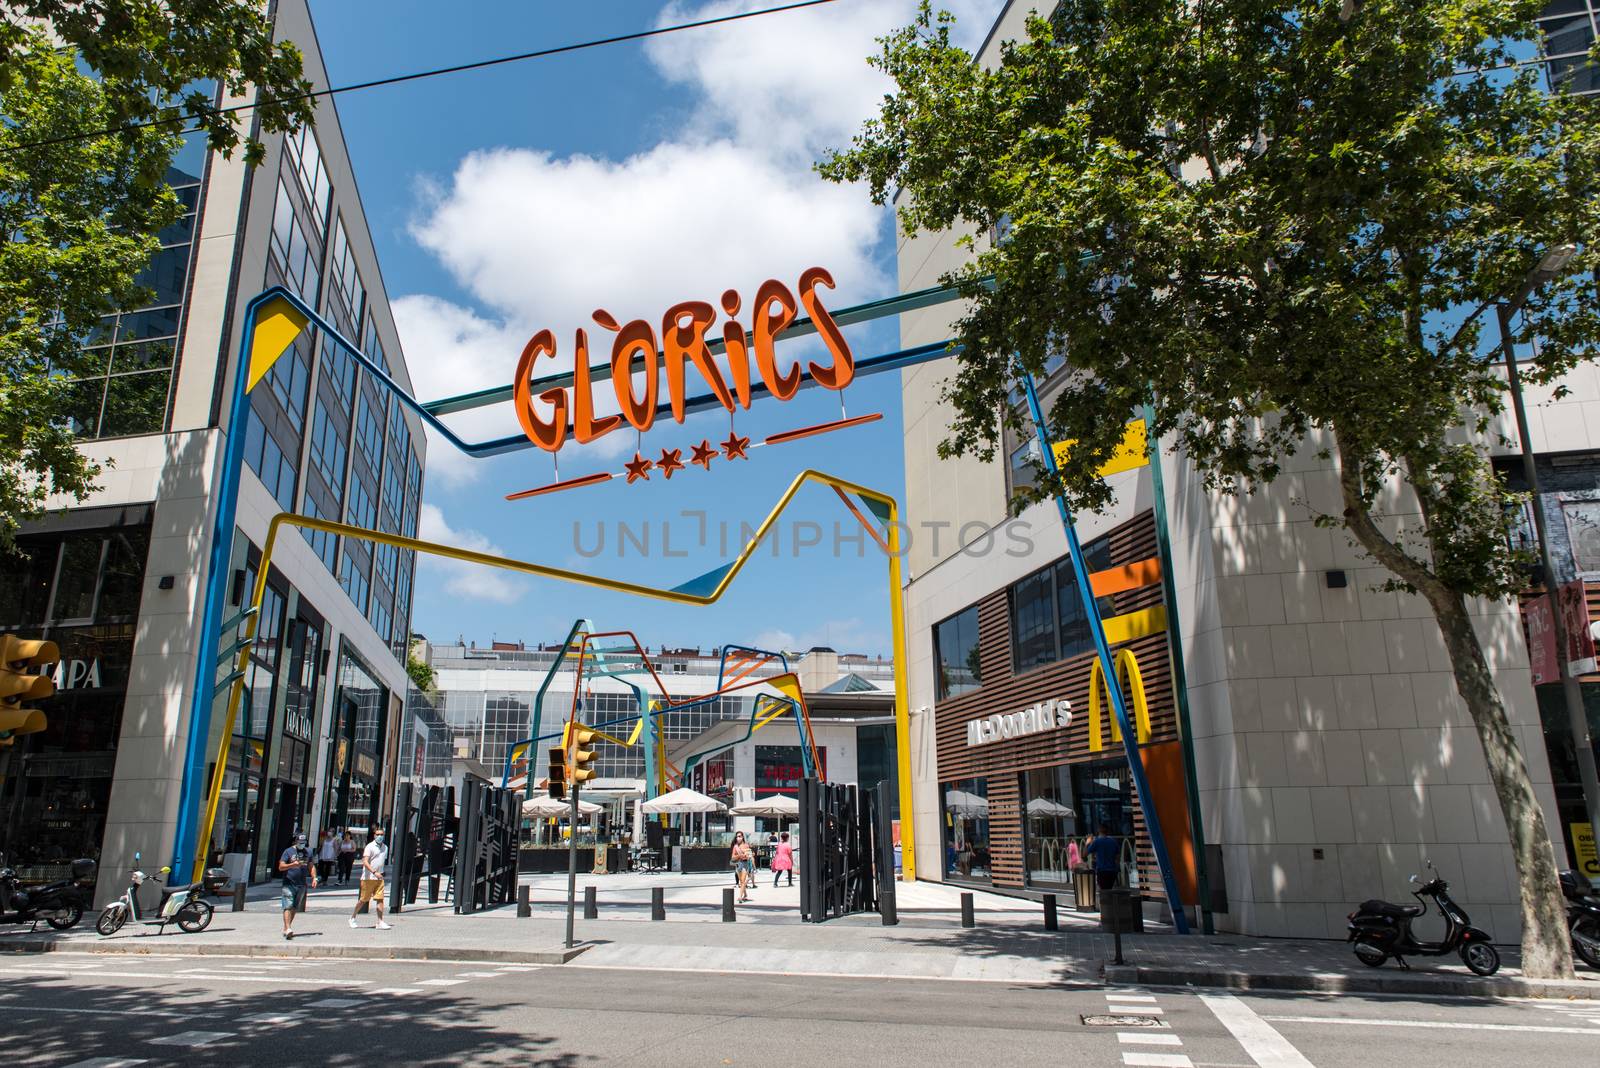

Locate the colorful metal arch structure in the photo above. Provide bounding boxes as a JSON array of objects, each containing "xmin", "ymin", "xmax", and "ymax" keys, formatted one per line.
[
  {"xmin": 189, "ymin": 467, "xmax": 914, "ymax": 882},
  {"xmin": 497, "ymin": 627, "xmax": 819, "ymax": 804}
]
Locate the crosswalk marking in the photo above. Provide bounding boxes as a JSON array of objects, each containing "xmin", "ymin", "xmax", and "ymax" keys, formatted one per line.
[
  {"xmin": 1118, "ymin": 1032, "xmax": 1181, "ymax": 1045},
  {"xmin": 454, "ymin": 971, "xmax": 501, "ymax": 977},
  {"xmin": 239, "ymin": 1012, "xmax": 305, "ymax": 1024},
  {"xmin": 1202, "ymin": 995, "xmax": 1315, "ymax": 1068},
  {"xmin": 368, "ymin": 987, "xmax": 423, "ymax": 995},
  {"xmin": 414, "ymin": 978, "xmax": 468, "ymax": 986},
  {"xmin": 62, "ymin": 1059, "xmax": 148, "ymax": 1067},
  {"xmin": 149, "ymin": 1030, "xmax": 231, "ymax": 1048},
  {"xmin": 1120, "ymin": 1054, "xmax": 1191, "ymax": 1068},
  {"xmin": 1107, "ymin": 994, "xmax": 1158, "ymax": 1003}
]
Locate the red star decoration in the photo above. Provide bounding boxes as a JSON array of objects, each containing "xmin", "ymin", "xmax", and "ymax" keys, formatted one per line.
[
  {"xmin": 624, "ymin": 452, "xmax": 654, "ymax": 484},
  {"xmin": 656, "ymin": 447, "xmax": 685, "ymax": 479},
  {"xmin": 721, "ymin": 431, "xmax": 751, "ymax": 460},
  {"xmin": 689, "ymin": 439, "xmax": 718, "ymax": 470}
]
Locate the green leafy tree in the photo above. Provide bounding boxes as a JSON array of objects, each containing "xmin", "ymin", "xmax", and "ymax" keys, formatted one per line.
[
  {"xmin": 0, "ymin": 4, "xmax": 313, "ymax": 550},
  {"xmin": 822, "ymin": 1, "xmax": 1600, "ymax": 977},
  {"xmin": 406, "ymin": 653, "xmax": 437, "ymax": 696}
]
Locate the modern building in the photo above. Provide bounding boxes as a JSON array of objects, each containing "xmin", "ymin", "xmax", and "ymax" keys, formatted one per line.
[
  {"xmin": 0, "ymin": 0, "xmax": 423, "ymax": 894},
  {"xmin": 895, "ymin": 1, "xmax": 1594, "ymax": 937},
  {"xmin": 413, "ymin": 638, "xmax": 899, "ymax": 837}
]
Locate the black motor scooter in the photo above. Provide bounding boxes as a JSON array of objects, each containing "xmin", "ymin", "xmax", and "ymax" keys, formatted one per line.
[
  {"xmin": 0, "ymin": 855, "xmax": 96, "ymax": 931},
  {"xmin": 1560, "ymin": 869, "xmax": 1600, "ymax": 970},
  {"xmin": 1347, "ymin": 860, "xmax": 1500, "ymax": 976}
]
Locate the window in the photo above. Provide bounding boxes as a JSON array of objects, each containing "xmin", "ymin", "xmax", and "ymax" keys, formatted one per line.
[
  {"xmin": 1564, "ymin": 499, "xmax": 1600, "ymax": 573},
  {"xmin": 339, "ymin": 547, "xmax": 370, "ymax": 612},
  {"xmin": 1008, "ymin": 537, "xmax": 1114, "ymax": 674},
  {"xmin": 268, "ymin": 178, "xmax": 321, "ymax": 302},
  {"xmin": 308, "ymin": 399, "xmax": 348, "ymax": 493},
  {"xmin": 327, "ymin": 216, "xmax": 363, "ymax": 319},
  {"xmin": 940, "ymin": 777, "xmax": 990, "ymax": 883},
  {"xmin": 346, "ymin": 473, "xmax": 376, "ymax": 531},
  {"xmin": 322, "ymin": 333, "xmax": 357, "ymax": 408},
  {"xmin": 265, "ymin": 335, "xmax": 312, "ymax": 434},
  {"xmin": 354, "ymin": 389, "xmax": 383, "ymax": 471},
  {"xmin": 285, "ymin": 124, "xmax": 331, "ymax": 234},
  {"xmin": 1021, "ymin": 764, "xmax": 1080, "ymax": 891},
  {"xmin": 933, "ymin": 604, "xmax": 982, "ymax": 700},
  {"xmin": 242, "ymin": 411, "xmax": 297, "ymax": 511},
  {"xmin": 300, "ymin": 493, "xmax": 339, "ymax": 573}
]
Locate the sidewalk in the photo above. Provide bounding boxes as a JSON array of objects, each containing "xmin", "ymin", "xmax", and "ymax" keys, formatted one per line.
[{"xmin": 4, "ymin": 876, "xmax": 1597, "ymax": 999}]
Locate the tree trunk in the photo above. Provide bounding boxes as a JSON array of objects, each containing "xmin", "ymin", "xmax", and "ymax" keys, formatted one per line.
[{"xmin": 1335, "ymin": 435, "xmax": 1574, "ymax": 979}]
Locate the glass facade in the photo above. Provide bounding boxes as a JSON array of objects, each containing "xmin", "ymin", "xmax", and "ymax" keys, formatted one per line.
[
  {"xmin": 1020, "ymin": 764, "xmax": 1080, "ymax": 890},
  {"xmin": 326, "ymin": 646, "xmax": 388, "ymax": 832},
  {"xmin": 1009, "ymin": 536, "xmax": 1113, "ymax": 675},
  {"xmin": 940, "ymin": 776, "xmax": 990, "ymax": 883},
  {"xmin": 1539, "ymin": 0, "xmax": 1600, "ymax": 95},
  {"xmin": 64, "ymin": 127, "xmax": 210, "ymax": 440},
  {"xmin": 0, "ymin": 520, "xmax": 150, "ymax": 883},
  {"xmin": 933, "ymin": 605, "xmax": 982, "ymax": 700}
]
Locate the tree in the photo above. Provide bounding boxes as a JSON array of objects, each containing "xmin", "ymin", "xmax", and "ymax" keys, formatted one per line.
[
  {"xmin": 406, "ymin": 654, "xmax": 436, "ymax": 696},
  {"xmin": 0, "ymin": 4, "xmax": 313, "ymax": 551},
  {"xmin": 821, "ymin": 0, "xmax": 1600, "ymax": 977}
]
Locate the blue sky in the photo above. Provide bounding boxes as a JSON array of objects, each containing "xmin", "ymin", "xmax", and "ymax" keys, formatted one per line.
[{"xmin": 306, "ymin": 1, "xmax": 1004, "ymax": 658}]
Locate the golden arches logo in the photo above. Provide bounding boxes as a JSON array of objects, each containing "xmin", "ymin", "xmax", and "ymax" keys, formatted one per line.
[{"xmin": 1087, "ymin": 648, "xmax": 1153, "ymax": 752}]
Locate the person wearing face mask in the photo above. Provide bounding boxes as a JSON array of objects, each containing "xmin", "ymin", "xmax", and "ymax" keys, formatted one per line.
[{"xmin": 350, "ymin": 827, "xmax": 392, "ymax": 930}]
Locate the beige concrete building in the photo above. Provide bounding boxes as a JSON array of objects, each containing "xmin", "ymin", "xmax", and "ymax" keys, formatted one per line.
[
  {"xmin": 896, "ymin": 1, "xmax": 1584, "ymax": 939},
  {"xmin": 0, "ymin": 1, "xmax": 424, "ymax": 898}
]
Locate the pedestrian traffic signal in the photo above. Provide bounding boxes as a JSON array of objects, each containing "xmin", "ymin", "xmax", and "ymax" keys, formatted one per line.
[
  {"xmin": 569, "ymin": 726, "xmax": 598, "ymax": 785},
  {"xmin": 0, "ymin": 635, "xmax": 58, "ymax": 747},
  {"xmin": 547, "ymin": 746, "xmax": 567, "ymax": 800}
]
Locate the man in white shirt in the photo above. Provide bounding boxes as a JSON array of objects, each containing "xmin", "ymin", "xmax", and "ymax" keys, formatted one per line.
[{"xmin": 349, "ymin": 827, "xmax": 392, "ymax": 930}]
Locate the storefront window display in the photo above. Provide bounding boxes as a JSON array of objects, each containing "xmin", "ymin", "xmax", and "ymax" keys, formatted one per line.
[
  {"xmin": 940, "ymin": 776, "xmax": 990, "ymax": 882},
  {"xmin": 0, "ymin": 519, "xmax": 150, "ymax": 883},
  {"xmin": 1021, "ymin": 764, "xmax": 1080, "ymax": 890},
  {"xmin": 327, "ymin": 646, "xmax": 387, "ymax": 832}
]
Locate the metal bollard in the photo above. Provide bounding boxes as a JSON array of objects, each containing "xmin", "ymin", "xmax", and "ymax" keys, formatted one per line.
[
  {"xmin": 960, "ymin": 891, "xmax": 975, "ymax": 928},
  {"xmin": 722, "ymin": 887, "xmax": 736, "ymax": 922},
  {"xmin": 427, "ymin": 875, "xmax": 439, "ymax": 904},
  {"xmin": 232, "ymin": 881, "xmax": 247, "ymax": 912},
  {"xmin": 651, "ymin": 886, "xmax": 666, "ymax": 921},
  {"xmin": 517, "ymin": 884, "xmax": 531, "ymax": 918},
  {"xmin": 1043, "ymin": 893, "xmax": 1058, "ymax": 931},
  {"xmin": 584, "ymin": 885, "xmax": 598, "ymax": 919}
]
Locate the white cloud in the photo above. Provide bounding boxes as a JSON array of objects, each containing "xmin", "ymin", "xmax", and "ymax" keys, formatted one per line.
[
  {"xmin": 416, "ymin": 502, "xmax": 525, "ymax": 604},
  {"xmin": 752, "ymin": 617, "xmax": 885, "ymax": 655}
]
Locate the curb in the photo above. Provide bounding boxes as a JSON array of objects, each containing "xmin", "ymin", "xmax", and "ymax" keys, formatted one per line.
[
  {"xmin": 1129, "ymin": 965, "xmax": 1600, "ymax": 1000},
  {"xmin": 0, "ymin": 939, "xmax": 592, "ymax": 966}
]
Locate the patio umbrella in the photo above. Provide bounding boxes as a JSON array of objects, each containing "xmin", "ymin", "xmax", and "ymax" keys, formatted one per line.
[
  {"xmin": 522, "ymin": 794, "xmax": 601, "ymax": 817},
  {"xmin": 641, "ymin": 786, "xmax": 726, "ymax": 814},
  {"xmin": 944, "ymin": 789, "xmax": 989, "ymax": 816},
  {"xmin": 729, "ymin": 795, "xmax": 799, "ymax": 817},
  {"xmin": 1025, "ymin": 797, "xmax": 1075, "ymax": 818}
]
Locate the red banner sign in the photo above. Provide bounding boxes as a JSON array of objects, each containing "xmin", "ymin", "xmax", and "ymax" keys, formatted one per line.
[{"xmin": 1527, "ymin": 581, "xmax": 1595, "ymax": 684}]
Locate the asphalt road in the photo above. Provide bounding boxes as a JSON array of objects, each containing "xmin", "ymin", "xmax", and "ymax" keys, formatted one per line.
[{"xmin": 0, "ymin": 952, "xmax": 1595, "ymax": 1066}]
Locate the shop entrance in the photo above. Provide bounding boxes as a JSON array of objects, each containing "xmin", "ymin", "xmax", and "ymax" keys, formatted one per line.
[
  {"xmin": 1073, "ymin": 759, "xmax": 1133, "ymax": 838},
  {"xmin": 267, "ymin": 781, "xmax": 300, "ymax": 870}
]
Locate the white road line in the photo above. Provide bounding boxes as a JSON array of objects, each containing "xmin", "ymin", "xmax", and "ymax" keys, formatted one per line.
[
  {"xmin": 239, "ymin": 1012, "xmax": 305, "ymax": 1024},
  {"xmin": 369, "ymin": 987, "xmax": 423, "ymax": 995},
  {"xmin": 454, "ymin": 971, "xmax": 501, "ymax": 978},
  {"xmin": 1121, "ymin": 1054, "xmax": 1192, "ymax": 1068},
  {"xmin": 1200, "ymin": 994, "xmax": 1315, "ymax": 1068},
  {"xmin": 155, "ymin": 973, "xmax": 369, "ymax": 987},
  {"xmin": 0, "ymin": 1004, "xmax": 184, "ymax": 1019},
  {"xmin": 62, "ymin": 1058, "xmax": 149, "ymax": 1067},
  {"xmin": 1119, "ymin": 1033, "xmax": 1182, "ymax": 1046},
  {"xmin": 149, "ymin": 1030, "xmax": 231, "ymax": 1048},
  {"xmin": 414, "ymin": 978, "xmax": 468, "ymax": 986},
  {"xmin": 1108, "ymin": 994, "xmax": 1159, "ymax": 1003},
  {"xmin": 1260, "ymin": 1015, "xmax": 1600, "ymax": 1036}
]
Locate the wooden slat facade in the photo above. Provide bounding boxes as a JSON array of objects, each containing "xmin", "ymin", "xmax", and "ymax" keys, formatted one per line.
[{"xmin": 933, "ymin": 509, "xmax": 1179, "ymax": 897}]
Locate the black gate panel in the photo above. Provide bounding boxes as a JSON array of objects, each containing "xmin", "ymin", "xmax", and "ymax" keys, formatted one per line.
[
  {"xmin": 799, "ymin": 778, "xmax": 896, "ymax": 923},
  {"xmin": 451, "ymin": 777, "xmax": 519, "ymax": 914}
]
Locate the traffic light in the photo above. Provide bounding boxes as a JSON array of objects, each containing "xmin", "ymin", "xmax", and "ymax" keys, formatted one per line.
[
  {"xmin": 0, "ymin": 635, "xmax": 58, "ymax": 747},
  {"xmin": 568, "ymin": 726, "xmax": 598, "ymax": 786},
  {"xmin": 547, "ymin": 746, "xmax": 567, "ymax": 801}
]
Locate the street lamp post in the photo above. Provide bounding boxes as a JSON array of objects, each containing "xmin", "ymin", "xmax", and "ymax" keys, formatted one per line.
[{"xmin": 1494, "ymin": 244, "xmax": 1600, "ymax": 862}]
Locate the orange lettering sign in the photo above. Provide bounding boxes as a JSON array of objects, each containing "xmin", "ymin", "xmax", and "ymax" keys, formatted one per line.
[{"xmin": 512, "ymin": 268, "xmax": 855, "ymax": 453}]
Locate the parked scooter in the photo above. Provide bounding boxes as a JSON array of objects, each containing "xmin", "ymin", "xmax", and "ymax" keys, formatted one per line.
[
  {"xmin": 0, "ymin": 855, "xmax": 96, "ymax": 931},
  {"xmin": 1347, "ymin": 860, "xmax": 1500, "ymax": 976},
  {"xmin": 95, "ymin": 852, "xmax": 226, "ymax": 936},
  {"xmin": 1560, "ymin": 869, "xmax": 1600, "ymax": 969}
]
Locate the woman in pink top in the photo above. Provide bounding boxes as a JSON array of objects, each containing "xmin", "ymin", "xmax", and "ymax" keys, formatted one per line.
[{"xmin": 771, "ymin": 831, "xmax": 794, "ymax": 887}]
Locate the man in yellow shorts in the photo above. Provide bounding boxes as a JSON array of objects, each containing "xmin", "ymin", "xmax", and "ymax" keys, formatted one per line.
[{"xmin": 349, "ymin": 826, "xmax": 392, "ymax": 930}]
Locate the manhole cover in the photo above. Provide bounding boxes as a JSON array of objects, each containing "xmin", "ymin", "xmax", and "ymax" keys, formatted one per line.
[{"xmin": 1081, "ymin": 1014, "xmax": 1168, "ymax": 1028}]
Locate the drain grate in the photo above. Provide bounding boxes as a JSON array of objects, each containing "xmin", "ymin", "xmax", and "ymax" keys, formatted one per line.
[{"xmin": 1081, "ymin": 1014, "xmax": 1169, "ymax": 1028}]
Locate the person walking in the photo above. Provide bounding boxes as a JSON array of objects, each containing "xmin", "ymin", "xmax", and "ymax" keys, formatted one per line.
[
  {"xmin": 350, "ymin": 826, "xmax": 392, "ymax": 930},
  {"xmin": 337, "ymin": 830, "xmax": 357, "ymax": 885},
  {"xmin": 1085, "ymin": 822, "xmax": 1122, "ymax": 894},
  {"xmin": 770, "ymin": 831, "xmax": 794, "ymax": 888},
  {"xmin": 278, "ymin": 832, "xmax": 318, "ymax": 940},
  {"xmin": 730, "ymin": 831, "xmax": 754, "ymax": 903},
  {"xmin": 316, "ymin": 830, "xmax": 337, "ymax": 884}
]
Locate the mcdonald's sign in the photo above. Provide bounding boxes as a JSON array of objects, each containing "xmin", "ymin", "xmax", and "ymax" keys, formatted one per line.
[{"xmin": 1087, "ymin": 647, "xmax": 1153, "ymax": 753}]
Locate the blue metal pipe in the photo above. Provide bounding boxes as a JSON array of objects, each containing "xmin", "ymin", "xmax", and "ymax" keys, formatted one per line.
[{"xmin": 1021, "ymin": 374, "xmax": 1191, "ymax": 934}]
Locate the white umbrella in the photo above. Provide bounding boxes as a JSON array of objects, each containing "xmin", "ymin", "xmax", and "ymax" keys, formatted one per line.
[
  {"xmin": 641, "ymin": 786, "xmax": 727, "ymax": 814},
  {"xmin": 522, "ymin": 795, "xmax": 600, "ymax": 817},
  {"xmin": 729, "ymin": 794, "xmax": 799, "ymax": 817},
  {"xmin": 1025, "ymin": 797, "xmax": 1075, "ymax": 818},
  {"xmin": 944, "ymin": 789, "xmax": 989, "ymax": 816}
]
